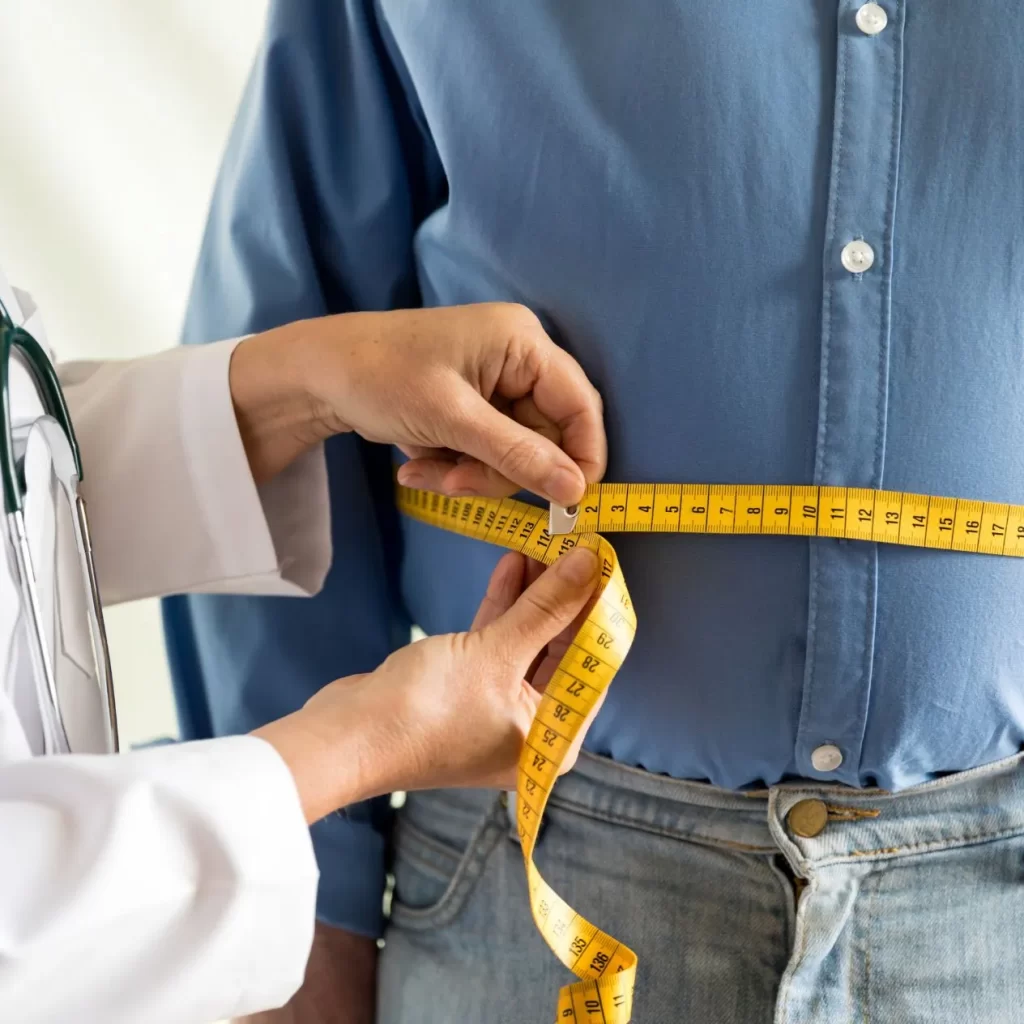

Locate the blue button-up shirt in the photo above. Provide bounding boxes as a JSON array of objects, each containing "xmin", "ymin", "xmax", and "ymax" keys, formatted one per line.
[{"xmin": 165, "ymin": 0, "xmax": 1024, "ymax": 936}]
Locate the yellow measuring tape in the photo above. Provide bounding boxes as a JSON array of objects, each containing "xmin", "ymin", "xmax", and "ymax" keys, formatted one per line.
[
  {"xmin": 396, "ymin": 480, "xmax": 1024, "ymax": 1023},
  {"xmin": 556, "ymin": 482, "xmax": 1024, "ymax": 554}
]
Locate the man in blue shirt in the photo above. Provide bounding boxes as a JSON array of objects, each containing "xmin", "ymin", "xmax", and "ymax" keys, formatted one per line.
[{"xmin": 167, "ymin": 2, "xmax": 1024, "ymax": 1021}]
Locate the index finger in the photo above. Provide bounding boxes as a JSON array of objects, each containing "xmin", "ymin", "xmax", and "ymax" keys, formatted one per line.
[{"xmin": 499, "ymin": 341, "xmax": 607, "ymax": 486}]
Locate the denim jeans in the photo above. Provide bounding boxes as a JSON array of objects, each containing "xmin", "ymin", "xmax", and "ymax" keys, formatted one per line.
[{"xmin": 378, "ymin": 749, "xmax": 1024, "ymax": 1023}]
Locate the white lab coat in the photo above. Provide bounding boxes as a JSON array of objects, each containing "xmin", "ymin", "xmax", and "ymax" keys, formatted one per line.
[{"xmin": 0, "ymin": 278, "xmax": 332, "ymax": 1024}]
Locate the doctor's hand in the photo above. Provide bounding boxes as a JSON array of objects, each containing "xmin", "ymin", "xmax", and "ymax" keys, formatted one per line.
[
  {"xmin": 229, "ymin": 302, "xmax": 605, "ymax": 506},
  {"xmin": 254, "ymin": 546, "xmax": 602, "ymax": 825}
]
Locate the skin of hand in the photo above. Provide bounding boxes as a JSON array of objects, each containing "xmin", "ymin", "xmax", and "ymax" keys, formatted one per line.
[
  {"xmin": 244, "ymin": 548, "xmax": 602, "ymax": 1024},
  {"xmin": 228, "ymin": 301, "xmax": 606, "ymax": 505},
  {"xmin": 254, "ymin": 546, "xmax": 602, "ymax": 823}
]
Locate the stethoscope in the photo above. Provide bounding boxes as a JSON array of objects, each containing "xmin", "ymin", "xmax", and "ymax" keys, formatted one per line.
[{"xmin": 0, "ymin": 297, "xmax": 117, "ymax": 755}]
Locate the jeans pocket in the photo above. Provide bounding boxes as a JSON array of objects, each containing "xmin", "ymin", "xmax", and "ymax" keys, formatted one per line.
[{"xmin": 388, "ymin": 789, "xmax": 507, "ymax": 931}]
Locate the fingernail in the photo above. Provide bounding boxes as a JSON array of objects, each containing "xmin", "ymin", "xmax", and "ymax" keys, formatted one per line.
[
  {"xmin": 556, "ymin": 548, "xmax": 598, "ymax": 586},
  {"xmin": 398, "ymin": 468, "xmax": 424, "ymax": 487},
  {"xmin": 545, "ymin": 466, "xmax": 585, "ymax": 505}
]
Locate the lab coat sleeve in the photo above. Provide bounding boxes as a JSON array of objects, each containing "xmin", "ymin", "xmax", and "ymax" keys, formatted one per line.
[
  {"xmin": 0, "ymin": 733, "xmax": 319, "ymax": 1023},
  {"xmin": 59, "ymin": 338, "xmax": 331, "ymax": 605}
]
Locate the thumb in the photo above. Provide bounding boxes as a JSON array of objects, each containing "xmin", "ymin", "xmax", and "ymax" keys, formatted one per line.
[
  {"xmin": 446, "ymin": 389, "xmax": 587, "ymax": 505},
  {"xmin": 485, "ymin": 547, "xmax": 600, "ymax": 662}
]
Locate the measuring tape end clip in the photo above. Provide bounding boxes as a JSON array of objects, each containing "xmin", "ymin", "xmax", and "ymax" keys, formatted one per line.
[{"xmin": 549, "ymin": 501, "xmax": 580, "ymax": 536}]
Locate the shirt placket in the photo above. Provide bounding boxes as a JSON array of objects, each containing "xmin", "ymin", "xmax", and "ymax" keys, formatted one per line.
[{"xmin": 796, "ymin": 1, "xmax": 905, "ymax": 785}]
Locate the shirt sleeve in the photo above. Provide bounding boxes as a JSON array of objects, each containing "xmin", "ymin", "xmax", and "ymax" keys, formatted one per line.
[
  {"xmin": 0, "ymin": 733, "xmax": 318, "ymax": 1024},
  {"xmin": 162, "ymin": 0, "xmax": 446, "ymax": 938},
  {"xmin": 60, "ymin": 339, "xmax": 331, "ymax": 605}
]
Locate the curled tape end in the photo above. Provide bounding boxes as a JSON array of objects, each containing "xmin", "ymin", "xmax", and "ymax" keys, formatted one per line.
[{"xmin": 549, "ymin": 501, "xmax": 580, "ymax": 536}]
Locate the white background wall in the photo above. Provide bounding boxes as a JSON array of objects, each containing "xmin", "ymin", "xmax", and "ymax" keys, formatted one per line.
[{"xmin": 0, "ymin": 0, "xmax": 269, "ymax": 746}]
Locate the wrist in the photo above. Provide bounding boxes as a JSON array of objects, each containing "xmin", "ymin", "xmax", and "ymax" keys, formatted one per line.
[
  {"xmin": 253, "ymin": 677, "xmax": 390, "ymax": 824},
  {"xmin": 229, "ymin": 321, "xmax": 350, "ymax": 484},
  {"xmin": 252, "ymin": 712, "xmax": 333, "ymax": 825}
]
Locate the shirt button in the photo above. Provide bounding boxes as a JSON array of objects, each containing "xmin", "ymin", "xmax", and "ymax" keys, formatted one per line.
[
  {"xmin": 855, "ymin": 3, "xmax": 888, "ymax": 35},
  {"xmin": 841, "ymin": 239, "xmax": 875, "ymax": 274},
  {"xmin": 788, "ymin": 799, "xmax": 828, "ymax": 838},
  {"xmin": 811, "ymin": 743, "xmax": 844, "ymax": 772}
]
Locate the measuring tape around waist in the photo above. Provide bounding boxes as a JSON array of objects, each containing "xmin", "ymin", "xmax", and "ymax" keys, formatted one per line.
[
  {"xmin": 395, "ymin": 479, "xmax": 1024, "ymax": 1023},
  {"xmin": 550, "ymin": 482, "xmax": 1024, "ymax": 554}
]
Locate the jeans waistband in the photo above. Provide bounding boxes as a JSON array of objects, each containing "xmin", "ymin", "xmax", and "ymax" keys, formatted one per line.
[{"xmin": 545, "ymin": 748, "xmax": 1024, "ymax": 867}]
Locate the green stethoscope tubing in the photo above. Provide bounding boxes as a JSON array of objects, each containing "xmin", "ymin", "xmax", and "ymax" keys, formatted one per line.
[
  {"xmin": 0, "ymin": 297, "xmax": 83, "ymax": 513},
  {"xmin": 0, "ymin": 295, "xmax": 115, "ymax": 755}
]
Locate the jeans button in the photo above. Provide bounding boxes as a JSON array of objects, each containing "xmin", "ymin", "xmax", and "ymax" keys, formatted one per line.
[{"xmin": 788, "ymin": 798, "xmax": 828, "ymax": 838}]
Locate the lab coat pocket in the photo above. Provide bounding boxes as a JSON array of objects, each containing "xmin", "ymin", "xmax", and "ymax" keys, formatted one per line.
[{"xmin": 388, "ymin": 788, "xmax": 506, "ymax": 931}]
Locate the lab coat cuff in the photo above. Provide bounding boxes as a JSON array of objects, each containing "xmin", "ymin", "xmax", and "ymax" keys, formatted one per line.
[
  {"xmin": 310, "ymin": 808, "xmax": 390, "ymax": 938},
  {"xmin": 181, "ymin": 338, "xmax": 332, "ymax": 597},
  {"xmin": 208, "ymin": 735, "xmax": 321, "ymax": 1013}
]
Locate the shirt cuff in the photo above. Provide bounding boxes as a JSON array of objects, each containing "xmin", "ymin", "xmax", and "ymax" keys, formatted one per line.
[
  {"xmin": 127, "ymin": 735, "xmax": 321, "ymax": 1016},
  {"xmin": 180, "ymin": 339, "xmax": 332, "ymax": 597},
  {"xmin": 62, "ymin": 339, "xmax": 332, "ymax": 604},
  {"xmin": 0, "ymin": 735, "xmax": 319, "ymax": 1022}
]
